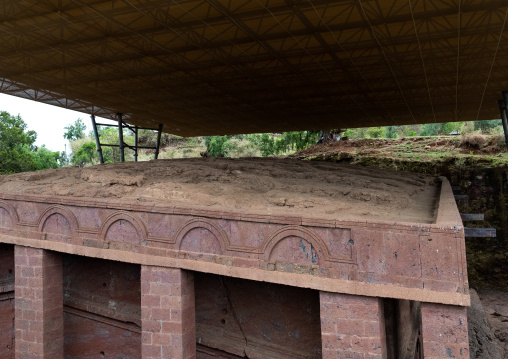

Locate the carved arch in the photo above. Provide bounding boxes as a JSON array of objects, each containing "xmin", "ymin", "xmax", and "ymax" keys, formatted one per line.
[
  {"xmin": 99, "ymin": 211, "xmax": 148, "ymax": 242},
  {"xmin": 261, "ymin": 225, "xmax": 330, "ymax": 264},
  {"xmin": 175, "ymin": 218, "xmax": 229, "ymax": 253},
  {"xmin": 0, "ymin": 200, "xmax": 19, "ymax": 228},
  {"xmin": 38, "ymin": 205, "xmax": 78, "ymax": 235}
]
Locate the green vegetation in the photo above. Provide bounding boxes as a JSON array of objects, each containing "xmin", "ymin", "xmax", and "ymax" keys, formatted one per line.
[
  {"xmin": 344, "ymin": 119, "xmax": 501, "ymax": 139},
  {"xmin": 65, "ymin": 121, "xmax": 138, "ymax": 166},
  {"xmin": 63, "ymin": 118, "xmax": 86, "ymax": 141},
  {"xmin": 204, "ymin": 131, "xmax": 321, "ymax": 157},
  {"xmin": 0, "ymin": 111, "xmax": 62, "ymax": 174},
  {"xmin": 59, "ymin": 117, "xmax": 508, "ymax": 166}
]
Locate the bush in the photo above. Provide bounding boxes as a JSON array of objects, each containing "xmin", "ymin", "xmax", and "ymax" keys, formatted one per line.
[
  {"xmin": 137, "ymin": 130, "xmax": 187, "ymax": 148},
  {"xmin": 460, "ymin": 122, "xmax": 475, "ymax": 134},
  {"xmin": 71, "ymin": 142, "xmax": 98, "ymax": 167},
  {"xmin": 226, "ymin": 138, "xmax": 261, "ymax": 158},
  {"xmin": 460, "ymin": 133, "xmax": 487, "ymax": 149}
]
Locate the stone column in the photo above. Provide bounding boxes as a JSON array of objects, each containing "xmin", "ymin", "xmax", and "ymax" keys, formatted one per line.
[
  {"xmin": 141, "ymin": 266, "xmax": 195, "ymax": 359},
  {"xmin": 14, "ymin": 246, "xmax": 63, "ymax": 358},
  {"xmin": 320, "ymin": 291, "xmax": 387, "ymax": 358},
  {"xmin": 421, "ymin": 303, "xmax": 469, "ymax": 359}
]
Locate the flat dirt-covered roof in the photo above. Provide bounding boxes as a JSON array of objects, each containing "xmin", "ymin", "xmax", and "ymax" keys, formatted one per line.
[{"xmin": 0, "ymin": 158, "xmax": 440, "ymax": 223}]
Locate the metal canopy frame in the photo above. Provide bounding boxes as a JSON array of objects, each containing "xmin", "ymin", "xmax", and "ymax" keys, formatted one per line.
[
  {"xmin": 90, "ymin": 114, "xmax": 163, "ymax": 163},
  {"xmin": 1, "ymin": 1, "xmax": 508, "ymax": 136},
  {"xmin": 499, "ymin": 92, "xmax": 508, "ymax": 149}
]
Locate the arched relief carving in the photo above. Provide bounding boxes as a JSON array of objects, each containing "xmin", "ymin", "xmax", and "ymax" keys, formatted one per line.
[
  {"xmin": 262, "ymin": 226, "xmax": 331, "ymax": 266},
  {"xmin": 175, "ymin": 218, "xmax": 229, "ymax": 255},
  {"xmin": 38, "ymin": 206, "xmax": 78, "ymax": 234},
  {"xmin": 38, "ymin": 205, "xmax": 78, "ymax": 243},
  {"xmin": 100, "ymin": 211, "xmax": 147, "ymax": 245},
  {"xmin": 0, "ymin": 200, "xmax": 19, "ymax": 229}
]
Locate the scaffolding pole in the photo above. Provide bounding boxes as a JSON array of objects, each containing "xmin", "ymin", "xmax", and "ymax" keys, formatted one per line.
[
  {"xmin": 500, "ymin": 92, "xmax": 508, "ymax": 149},
  {"xmin": 90, "ymin": 115, "xmax": 104, "ymax": 164},
  {"xmin": 155, "ymin": 124, "xmax": 163, "ymax": 160},
  {"xmin": 90, "ymin": 112, "xmax": 161, "ymax": 163},
  {"xmin": 117, "ymin": 113, "xmax": 125, "ymax": 162}
]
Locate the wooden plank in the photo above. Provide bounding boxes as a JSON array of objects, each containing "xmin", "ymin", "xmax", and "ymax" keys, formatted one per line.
[
  {"xmin": 464, "ymin": 227, "xmax": 496, "ymax": 238},
  {"xmin": 460, "ymin": 214, "xmax": 484, "ymax": 221}
]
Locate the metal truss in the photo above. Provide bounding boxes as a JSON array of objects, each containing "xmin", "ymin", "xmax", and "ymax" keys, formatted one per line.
[
  {"xmin": 0, "ymin": 0, "xmax": 508, "ymax": 136},
  {"xmin": 90, "ymin": 114, "xmax": 163, "ymax": 163}
]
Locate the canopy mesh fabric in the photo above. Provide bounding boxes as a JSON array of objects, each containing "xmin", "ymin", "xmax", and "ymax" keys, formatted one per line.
[{"xmin": 1, "ymin": 0, "xmax": 507, "ymax": 136}]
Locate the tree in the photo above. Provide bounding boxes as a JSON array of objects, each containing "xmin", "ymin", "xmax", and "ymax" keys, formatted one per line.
[
  {"xmin": 204, "ymin": 135, "xmax": 233, "ymax": 157},
  {"xmin": 72, "ymin": 142, "xmax": 98, "ymax": 167},
  {"xmin": 420, "ymin": 123, "xmax": 444, "ymax": 136},
  {"xmin": 0, "ymin": 111, "xmax": 38, "ymax": 174},
  {"xmin": 63, "ymin": 118, "xmax": 86, "ymax": 141},
  {"xmin": 366, "ymin": 127, "xmax": 385, "ymax": 138},
  {"xmin": 384, "ymin": 126, "xmax": 398, "ymax": 139},
  {"xmin": 474, "ymin": 119, "xmax": 501, "ymax": 132},
  {"xmin": 33, "ymin": 146, "xmax": 61, "ymax": 170}
]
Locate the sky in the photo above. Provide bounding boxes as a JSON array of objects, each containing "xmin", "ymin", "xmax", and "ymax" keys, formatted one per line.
[{"xmin": 0, "ymin": 93, "xmax": 116, "ymax": 154}]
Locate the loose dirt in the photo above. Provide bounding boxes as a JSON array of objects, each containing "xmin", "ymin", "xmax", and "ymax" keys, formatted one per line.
[{"xmin": 0, "ymin": 158, "xmax": 439, "ymax": 223}]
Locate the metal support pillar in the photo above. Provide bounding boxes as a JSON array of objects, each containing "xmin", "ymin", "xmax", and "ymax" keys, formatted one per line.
[
  {"xmin": 133, "ymin": 126, "xmax": 139, "ymax": 162},
  {"xmin": 155, "ymin": 124, "xmax": 163, "ymax": 160},
  {"xmin": 500, "ymin": 91, "xmax": 508, "ymax": 149},
  {"xmin": 89, "ymin": 114, "xmax": 159, "ymax": 163},
  {"xmin": 90, "ymin": 115, "xmax": 104, "ymax": 164},
  {"xmin": 117, "ymin": 113, "xmax": 125, "ymax": 162}
]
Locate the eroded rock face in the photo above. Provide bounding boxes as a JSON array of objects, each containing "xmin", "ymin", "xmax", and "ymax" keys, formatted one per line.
[
  {"xmin": 194, "ymin": 272, "xmax": 322, "ymax": 359},
  {"xmin": 0, "ymin": 158, "xmax": 439, "ymax": 223},
  {"xmin": 468, "ymin": 289, "xmax": 505, "ymax": 358},
  {"xmin": 477, "ymin": 289, "xmax": 508, "ymax": 357}
]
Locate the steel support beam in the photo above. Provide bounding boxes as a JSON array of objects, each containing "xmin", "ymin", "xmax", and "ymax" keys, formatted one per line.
[
  {"xmin": 155, "ymin": 124, "xmax": 163, "ymax": 160},
  {"xmin": 90, "ymin": 115, "xmax": 104, "ymax": 164},
  {"xmin": 134, "ymin": 126, "xmax": 138, "ymax": 162},
  {"xmin": 460, "ymin": 213, "xmax": 485, "ymax": 221},
  {"xmin": 464, "ymin": 227, "xmax": 496, "ymax": 238},
  {"xmin": 454, "ymin": 194, "xmax": 469, "ymax": 201},
  {"xmin": 117, "ymin": 113, "xmax": 125, "ymax": 162},
  {"xmin": 499, "ymin": 92, "xmax": 508, "ymax": 149}
]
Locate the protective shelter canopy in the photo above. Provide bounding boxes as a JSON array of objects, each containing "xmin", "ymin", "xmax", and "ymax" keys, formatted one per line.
[{"xmin": 0, "ymin": 0, "xmax": 507, "ymax": 136}]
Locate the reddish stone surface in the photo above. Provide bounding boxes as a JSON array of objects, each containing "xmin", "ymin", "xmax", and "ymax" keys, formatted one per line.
[
  {"xmin": 180, "ymin": 227, "xmax": 223, "ymax": 254},
  {"xmin": 320, "ymin": 292, "xmax": 387, "ymax": 359},
  {"xmin": 0, "ymin": 194, "xmax": 468, "ymax": 302},
  {"xmin": 421, "ymin": 303, "xmax": 469, "ymax": 359},
  {"xmin": 62, "ymin": 255, "xmax": 141, "ymax": 325},
  {"xmin": 0, "ymin": 244, "xmax": 14, "ymax": 288},
  {"xmin": 15, "ymin": 246, "xmax": 63, "ymax": 358},
  {"xmin": 0, "ymin": 174, "xmax": 470, "ymax": 357},
  {"xmin": 63, "ymin": 310, "xmax": 141, "ymax": 358},
  {"xmin": 196, "ymin": 344, "xmax": 244, "ymax": 358},
  {"xmin": 395, "ymin": 300, "xmax": 422, "ymax": 358},
  {"xmin": 41, "ymin": 213, "xmax": 72, "ymax": 243},
  {"xmin": 0, "ymin": 295, "xmax": 14, "ymax": 359},
  {"xmin": 105, "ymin": 219, "xmax": 142, "ymax": 245},
  {"xmin": 141, "ymin": 266, "xmax": 195, "ymax": 359},
  {"xmin": 0, "ymin": 244, "xmax": 14, "ymax": 359},
  {"xmin": 195, "ymin": 273, "xmax": 322, "ymax": 359},
  {"xmin": 0, "ymin": 207, "xmax": 13, "ymax": 229}
]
